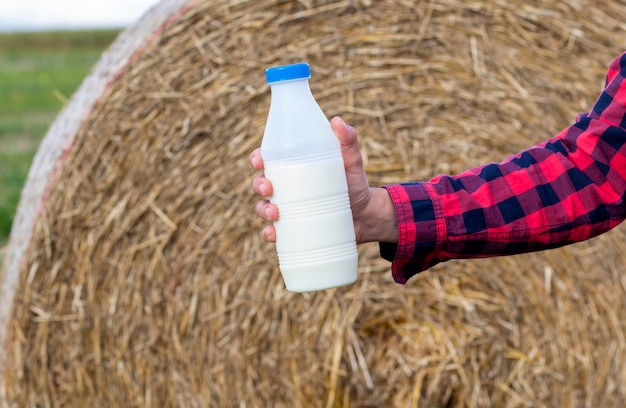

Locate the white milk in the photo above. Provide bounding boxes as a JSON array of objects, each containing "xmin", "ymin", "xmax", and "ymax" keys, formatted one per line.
[{"xmin": 264, "ymin": 155, "xmax": 358, "ymax": 292}]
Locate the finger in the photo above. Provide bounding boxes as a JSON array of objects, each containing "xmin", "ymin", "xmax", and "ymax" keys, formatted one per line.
[
  {"xmin": 249, "ymin": 148, "xmax": 264, "ymax": 170},
  {"xmin": 330, "ymin": 116, "xmax": 371, "ymax": 218},
  {"xmin": 330, "ymin": 116, "xmax": 363, "ymax": 170},
  {"xmin": 252, "ymin": 174, "xmax": 273, "ymax": 197},
  {"xmin": 261, "ymin": 225, "xmax": 276, "ymax": 243},
  {"xmin": 255, "ymin": 199, "xmax": 279, "ymax": 221}
]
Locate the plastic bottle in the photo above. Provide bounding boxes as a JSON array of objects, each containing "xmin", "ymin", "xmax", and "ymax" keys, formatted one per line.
[{"xmin": 261, "ymin": 62, "xmax": 358, "ymax": 292}]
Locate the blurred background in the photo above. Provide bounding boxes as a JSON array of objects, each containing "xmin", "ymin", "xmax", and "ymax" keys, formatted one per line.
[
  {"xmin": 0, "ymin": 0, "xmax": 159, "ymax": 31},
  {"xmin": 0, "ymin": 0, "xmax": 159, "ymax": 257}
]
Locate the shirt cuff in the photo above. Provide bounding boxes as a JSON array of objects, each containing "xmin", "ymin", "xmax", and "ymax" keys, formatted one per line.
[{"xmin": 381, "ymin": 183, "xmax": 447, "ymax": 284}]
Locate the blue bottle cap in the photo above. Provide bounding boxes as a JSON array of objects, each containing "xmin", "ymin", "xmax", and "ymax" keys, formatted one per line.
[{"xmin": 265, "ymin": 63, "xmax": 311, "ymax": 84}]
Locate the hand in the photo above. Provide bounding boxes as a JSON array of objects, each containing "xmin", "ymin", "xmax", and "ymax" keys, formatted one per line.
[
  {"xmin": 249, "ymin": 116, "xmax": 398, "ymax": 244},
  {"xmin": 249, "ymin": 150, "xmax": 279, "ymax": 242}
]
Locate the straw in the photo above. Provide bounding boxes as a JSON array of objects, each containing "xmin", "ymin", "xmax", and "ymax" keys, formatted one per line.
[{"xmin": 3, "ymin": 0, "xmax": 626, "ymax": 406}]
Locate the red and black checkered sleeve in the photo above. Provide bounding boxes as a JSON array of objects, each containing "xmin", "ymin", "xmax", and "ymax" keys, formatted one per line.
[{"xmin": 382, "ymin": 51, "xmax": 626, "ymax": 284}]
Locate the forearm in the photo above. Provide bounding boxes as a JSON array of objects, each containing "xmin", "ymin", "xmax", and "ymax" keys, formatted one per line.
[
  {"xmin": 355, "ymin": 187, "xmax": 398, "ymax": 244},
  {"xmin": 383, "ymin": 51, "xmax": 626, "ymax": 284}
]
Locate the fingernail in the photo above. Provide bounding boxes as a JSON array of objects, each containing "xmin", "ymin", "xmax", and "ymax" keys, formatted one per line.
[{"xmin": 262, "ymin": 227, "xmax": 271, "ymax": 240}]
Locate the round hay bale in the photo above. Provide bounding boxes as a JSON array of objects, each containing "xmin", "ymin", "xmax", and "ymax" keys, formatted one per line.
[{"xmin": 3, "ymin": 0, "xmax": 626, "ymax": 406}]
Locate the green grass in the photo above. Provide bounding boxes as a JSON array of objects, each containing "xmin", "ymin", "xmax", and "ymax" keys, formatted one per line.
[{"xmin": 0, "ymin": 29, "xmax": 120, "ymax": 252}]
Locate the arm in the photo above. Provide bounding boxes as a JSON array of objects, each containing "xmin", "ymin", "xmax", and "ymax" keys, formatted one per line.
[
  {"xmin": 250, "ymin": 52, "xmax": 626, "ymax": 285},
  {"xmin": 384, "ymin": 52, "xmax": 626, "ymax": 283}
]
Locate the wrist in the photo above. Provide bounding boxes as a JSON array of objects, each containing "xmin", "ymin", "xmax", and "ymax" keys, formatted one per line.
[{"xmin": 355, "ymin": 187, "xmax": 398, "ymax": 244}]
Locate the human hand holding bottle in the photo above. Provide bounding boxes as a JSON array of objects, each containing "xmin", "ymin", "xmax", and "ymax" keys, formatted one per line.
[{"xmin": 250, "ymin": 116, "xmax": 398, "ymax": 245}]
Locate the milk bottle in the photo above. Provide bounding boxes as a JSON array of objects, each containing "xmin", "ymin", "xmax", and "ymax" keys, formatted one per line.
[{"xmin": 261, "ymin": 63, "xmax": 358, "ymax": 292}]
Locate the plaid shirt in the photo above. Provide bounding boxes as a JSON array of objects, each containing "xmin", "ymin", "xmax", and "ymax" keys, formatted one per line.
[{"xmin": 381, "ymin": 51, "xmax": 626, "ymax": 284}]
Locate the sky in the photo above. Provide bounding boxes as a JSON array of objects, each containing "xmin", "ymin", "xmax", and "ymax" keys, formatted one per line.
[{"xmin": 0, "ymin": 0, "xmax": 161, "ymax": 31}]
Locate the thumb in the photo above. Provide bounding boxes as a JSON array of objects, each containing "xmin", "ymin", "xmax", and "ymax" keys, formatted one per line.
[
  {"xmin": 330, "ymin": 116, "xmax": 371, "ymax": 225},
  {"xmin": 330, "ymin": 116, "xmax": 363, "ymax": 171}
]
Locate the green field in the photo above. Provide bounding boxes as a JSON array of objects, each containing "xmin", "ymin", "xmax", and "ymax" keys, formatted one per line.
[{"xmin": 0, "ymin": 29, "xmax": 120, "ymax": 253}]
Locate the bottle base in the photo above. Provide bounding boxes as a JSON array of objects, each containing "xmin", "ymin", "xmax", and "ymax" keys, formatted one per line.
[{"xmin": 280, "ymin": 252, "xmax": 358, "ymax": 293}]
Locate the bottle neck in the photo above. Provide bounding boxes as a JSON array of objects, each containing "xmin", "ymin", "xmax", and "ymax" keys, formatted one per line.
[
  {"xmin": 262, "ymin": 76, "xmax": 338, "ymax": 163},
  {"xmin": 269, "ymin": 78, "xmax": 312, "ymax": 95}
]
